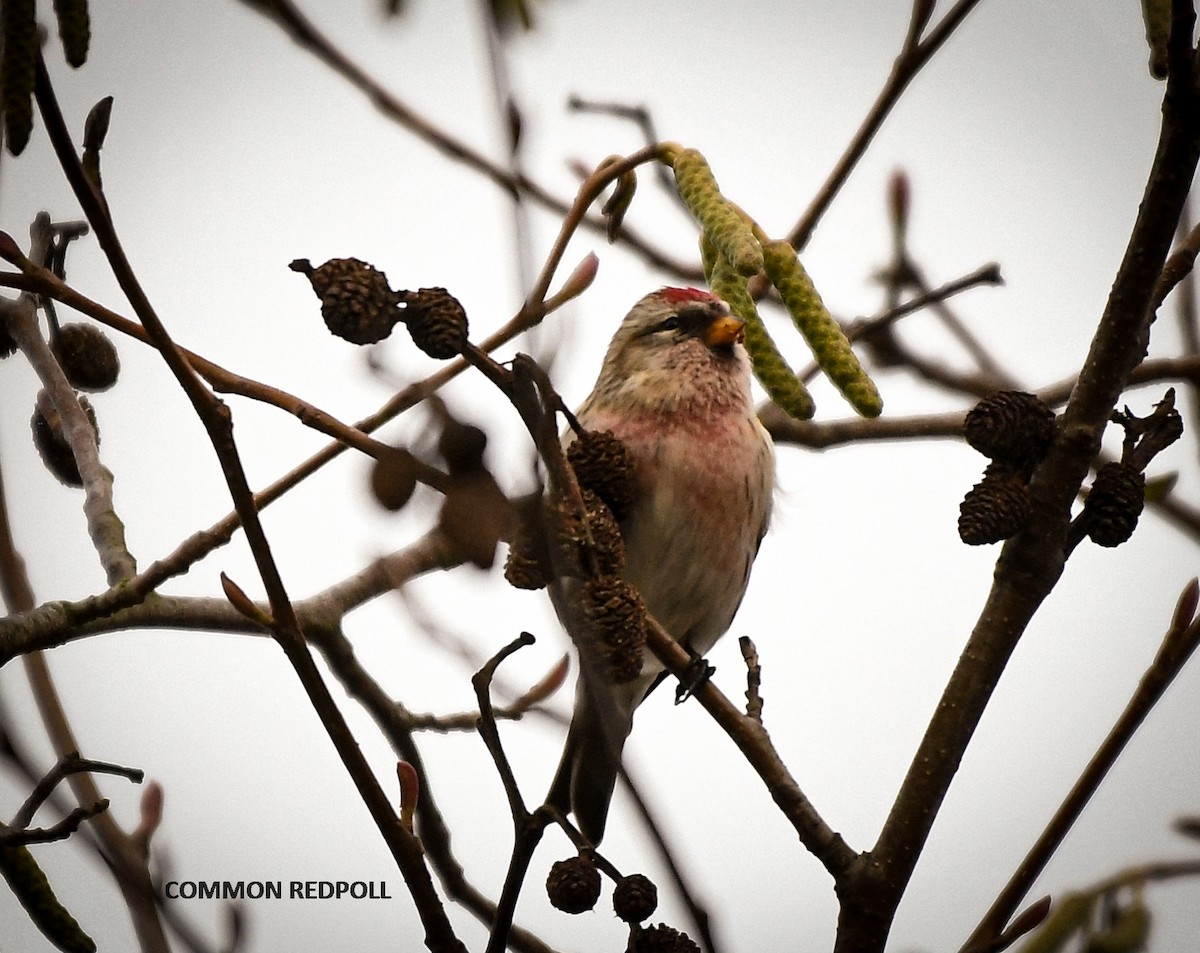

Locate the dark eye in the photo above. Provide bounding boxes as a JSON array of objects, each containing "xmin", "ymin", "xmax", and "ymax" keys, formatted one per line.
[{"xmin": 656, "ymin": 316, "xmax": 681, "ymax": 333}]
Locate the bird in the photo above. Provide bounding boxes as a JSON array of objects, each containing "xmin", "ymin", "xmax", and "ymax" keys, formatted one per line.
[{"xmin": 548, "ymin": 286, "xmax": 775, "ymax": 843}]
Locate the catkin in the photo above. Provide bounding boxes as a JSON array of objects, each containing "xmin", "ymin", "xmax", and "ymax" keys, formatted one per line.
[
  {"xmin": 673, "ymin": 149, "xmax": 763, "ymax": 277},
  {"xmin": 705, "ymin": 237, "xmax": 814, "ymax": 420},
  {"xmin": 762, "ymin": 239, "xmax": 882, "ymax": 418},
  {"xmin": 2, "ymin": 0, "xmax": 37, "ymax": 155},
  {"xmin": 53, "ymin": 0, "xmax": 91, "ymax": 68},
  {"xmin": 0, "ymin": 838, "xmax": 96, "ymax": 952}
]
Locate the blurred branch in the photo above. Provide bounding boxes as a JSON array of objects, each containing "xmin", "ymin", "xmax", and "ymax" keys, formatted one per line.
[
  {"xmin": 0, "ymin": 438, "xmax": 168, "ymax": 950},
  {"xmin": 567, "ymin": 96, "xmax": 679, "ymax": 197},
  {"xmin": 477, "ymin": 0, "xmax": 536, "ymax": 300},
  {"xmin": 761, "ymin": 405, "xmax": 965, "ymax": 447},
  {"xmin": 762, "ymin": 354, "xmax": 1200, "ymax": 450},
  {"xmin": 0, "ymin": 531, "xmax": 461, "ymax": 662},
  {"xmin": 233, "ymin": 0, "xmax": 697, "ymax": 277},
  {"xmin": 0, "ymin": 220, "xmax": 136, "ymax": 587}
]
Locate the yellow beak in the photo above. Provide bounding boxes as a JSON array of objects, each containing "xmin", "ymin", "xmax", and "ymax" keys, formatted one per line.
[{"xmin": 703, "ymin": 314, "xmax": 746, "ymax": 348}]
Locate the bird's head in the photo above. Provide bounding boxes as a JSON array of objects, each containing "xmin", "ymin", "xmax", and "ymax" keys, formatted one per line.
[
  {"xmin": 617, "ymin": 287, "xmax": 745, "ymax": 352},
  {"xmin": 586, "ymin": 287, "xmax": 753, "ymax": 417}
]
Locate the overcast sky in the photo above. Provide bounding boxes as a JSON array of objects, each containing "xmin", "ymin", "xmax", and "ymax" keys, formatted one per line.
[{"xmin": 1, "ymin": 2, "xmax": 1197, "ymax": 952}]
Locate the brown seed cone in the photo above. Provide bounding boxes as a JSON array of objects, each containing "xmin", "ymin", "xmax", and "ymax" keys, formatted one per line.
[
  {"xmin": 31, "ymin": 391, "xmax": 98, "ymax": 488},
  {"xmin": 613, "ymin": 874, "xmax": 658, "ymax": 923},
  {"xmin": 369, "ymin": 448, "xmax": 419, "ymax": 512},
  {"xmin": 551, "ymin": 488, "xmax": 626, "ymax": 579},
  {"xmin": 504, "ymin": 496, "xmax": 548, "ymax": 589},
  {"xmin": 963, "ymin": 390, "xmax": 1055, "ymax": 472},
  {"xmin": 1084, "ymin": 461, "xmax": 1145, "ymax": 548},
  {"xmin": 290, "ymin": 257, "xmax": 403, "ymax": 345},
  {"xmin": 578, "ymin": 489, "xmax": 626, "ymax": 578},
  {"xmin": 579, "ymin": 575, "xmax": 646, "ymax": 684},
  {"xmin": 404, "ymin": 287, "xmax": 469, "ymax": 359},
  {"xmin": 504, "ymin": 533, "xmax": 547, "ymax": 590},
  {"xmin": 437, "ymin": 470, "xmax": 509, "ymax": 570},
  {"xmin": 52, "ymin": 323, "xmax": 121, "ymax": 392},
  {"xmin": 545, "ymin": 856, "xmax": 601, "ymax": 914},
  {"xmin": 629, "ymin": 923, "xmax": 701, "ymax": 953},
  {"xmin": 437, "ymin": 418, "xmax": 488, "ymax": 474},
  {"xmin": 958, "ymin": 463, "xmax": 1031, "ymax": 545},
  {"xmin": 568, "ymin": 429, "xmax": 638, "ymax": 520}
]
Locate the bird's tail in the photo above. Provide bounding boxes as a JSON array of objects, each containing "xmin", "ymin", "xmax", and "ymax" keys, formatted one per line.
[{"xmin": 548, "ymin": 673, "xmax": 639, "ymax": 845}]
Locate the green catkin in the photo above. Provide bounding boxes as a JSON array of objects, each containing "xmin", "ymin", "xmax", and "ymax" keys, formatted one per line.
[
  {"xmin": 673, "ymin": 149, "xmax": 763, "ymax": 277},
  {"xmin": 704, "ymin": 236, "xmax": 815, "ymax": 420},
  {"xmin": 762, "ymin": 239, "xmax": 883, "ymax": 418},
  {"xmin": 2, "ymin": 0, "xmax": 37, "ymax": 155},
  {"xmin": 52, "ymin": 0, "xmax": 90, "ymax": 68},
  {"xmin": 0, "ymin": 836, "xmax": 96, "ymax": 953}
]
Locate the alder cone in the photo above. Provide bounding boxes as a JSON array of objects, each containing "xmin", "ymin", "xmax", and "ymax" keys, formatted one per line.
[
  {"xmin": 290, "ymin": 257, "xmax": 403, "ymax": 345},
  {"xmin": 630, "ymin": 923, "xmax": 701, "ymax": 953},
  {"xmin": 578, "ymin": 575, "xmax": 646, "ymax": 685},
  {"xmin": 1084, "ymin": 462, "xmax": 1145, "ymax": 547},
  {"xmin": 31, "ymin": 391, "xmax": 98, "ymax": 487},
  {"xmin": 958, "ymin": 463, "xmax": 1031, "ymax": 545},
  {"xmin": 963, "ymin": 390, "xmax": 1055, "ymax": 472},
  {"xmin": 52, "ymin": 323, "xmax": 120, "ymax": 392},
  {"xmin": 613, "ymin": 873, "xmax": 658, "ymax": 923},
  {"xmin": 403, "ymin": 287, "xmax": 468, "ymax": 359},
  {"xmin": 567, "ymin": 429, "xmax": 637, "ymax": 520},
  {"xmin": 545, "ymin": 856, "xmax": 600, "ymax": 914}
]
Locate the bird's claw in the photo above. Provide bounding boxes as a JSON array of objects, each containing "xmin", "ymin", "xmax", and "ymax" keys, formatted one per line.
[{"xmin": 674, "ymin": 656, "xmax": 716, "ymax": 704}]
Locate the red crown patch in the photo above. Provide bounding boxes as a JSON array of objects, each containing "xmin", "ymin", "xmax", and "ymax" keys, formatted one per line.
[{"xmin": 658, "ymin": 286, "xmax": 717, "ymax": 305}]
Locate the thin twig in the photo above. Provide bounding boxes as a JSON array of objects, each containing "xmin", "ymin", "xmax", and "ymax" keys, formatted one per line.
[
  {"xmin": 788, "ymin": 0, "xmax": 985, "ymax": 252},
  {"xmin": 472, "ymin": 632, "xmax": 538, "ymax": 821},
  {"xmin": 960, "ymin": 579, "xmax": 1200, "ymax": 953},
  {"xmin": 13, "ymin": 754, "xmax": 142, "ymax": 829},
  {"xmin": 471, "ymin": 632, "xmax": 557, "ymax": 953},
  {"xmin": 3, "ymin": 800, "xmax": 110, "ymax": 846}
]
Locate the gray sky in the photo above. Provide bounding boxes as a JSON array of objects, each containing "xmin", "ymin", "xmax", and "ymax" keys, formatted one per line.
[{"xmin": 1, "ymin": 2, "xmax": 1197, "ymax": 951}]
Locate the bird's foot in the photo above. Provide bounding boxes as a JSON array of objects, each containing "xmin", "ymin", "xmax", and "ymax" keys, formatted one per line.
[{"xmin": 674, "ymin": 655, "xmax": 716, "ymax": 704}]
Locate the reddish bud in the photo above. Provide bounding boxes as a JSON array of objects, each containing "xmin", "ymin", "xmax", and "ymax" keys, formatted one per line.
[
  {"xmin": 132, "ymin": 781, "xmax": 164, "ymax": 857},
  {"xmin": 396, "ymin": 761, "xmax": 420, "ymax": 834}
]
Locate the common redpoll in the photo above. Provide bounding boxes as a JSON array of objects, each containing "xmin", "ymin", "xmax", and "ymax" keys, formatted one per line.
[{"xmin": 549, "ymin": 287, "xmax": 775, "ymax": 843}]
